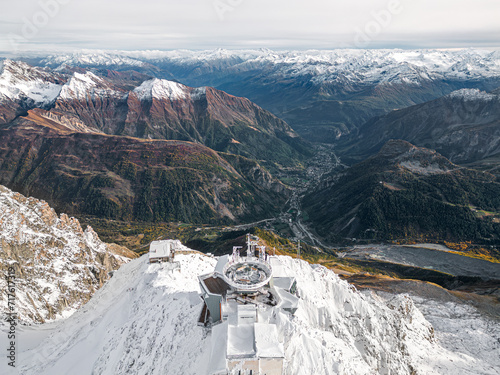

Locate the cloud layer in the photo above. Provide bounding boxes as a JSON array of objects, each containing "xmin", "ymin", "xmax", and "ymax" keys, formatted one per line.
[{"xmin": 1, "ymin": 0, "xmax": 499, "ymax": 53}]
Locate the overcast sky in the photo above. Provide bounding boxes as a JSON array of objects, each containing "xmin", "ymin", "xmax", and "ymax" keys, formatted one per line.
[{"xmin": 1, "ymin": 0, "xmax": 499, "ymax": 53}]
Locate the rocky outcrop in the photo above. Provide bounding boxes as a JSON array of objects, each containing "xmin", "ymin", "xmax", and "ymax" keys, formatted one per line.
[{"xmin": 0, "ymin": 184, "xmax": 137, "ymax": 324}]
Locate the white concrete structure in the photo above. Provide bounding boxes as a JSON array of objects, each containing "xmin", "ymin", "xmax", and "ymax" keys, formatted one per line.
[
  {"xmin": 200, "ymin": 234, "xmax": 299, "ymax": 375},
  {"xmin": 148, "ymin": 239, "xmax": 182, "ymax": 263}
]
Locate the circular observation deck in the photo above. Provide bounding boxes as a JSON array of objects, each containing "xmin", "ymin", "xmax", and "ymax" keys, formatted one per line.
[{"xmin": 222, "ymin": 259, "xmax": 272, "ymax": 291}]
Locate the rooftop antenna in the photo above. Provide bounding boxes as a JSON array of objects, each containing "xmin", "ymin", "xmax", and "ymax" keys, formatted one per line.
[
  {"xmin": 232, "ymin": 246, "xmax": 242, "ymax": 262},
  {"xmin": 258, "ymin": 246, "xmax": 266, "ymax": 261},
  {"xmin": 246, "ymin": 233, "xmax": 259, "ymax": 258}
]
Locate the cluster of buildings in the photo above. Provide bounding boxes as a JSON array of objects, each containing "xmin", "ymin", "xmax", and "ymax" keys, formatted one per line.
[
  {"xmin": 198, "ymin": 235, "xmax": 299, "ymax": 375},
  {"xmin": 148, "ymin": 235, "xmax": 299, "ymax": 375}
]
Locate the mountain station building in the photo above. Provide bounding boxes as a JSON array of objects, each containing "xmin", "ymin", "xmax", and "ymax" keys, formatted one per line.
[{"xmin": 198, "ymin": 235, "xmax": 299, "ymax": 375}]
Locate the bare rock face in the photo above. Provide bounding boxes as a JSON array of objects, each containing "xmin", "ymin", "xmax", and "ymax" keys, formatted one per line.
[{"xmin": 0, "ymin": 184, "xmax": 137, "ymax": 324}]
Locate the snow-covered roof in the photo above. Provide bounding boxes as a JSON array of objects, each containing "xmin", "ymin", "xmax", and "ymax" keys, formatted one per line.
[
  {"xmin": 149, "ymin": 240, "xmax": 177, "ymax": 260},
  {"xmin": 269, "ymin": 257, "xmax": 288, "ymax": 277},
  {"xmin": 255, "ymin": 323, "xmax": 284, "ymax": 358},
  {"xmin": 214, "ymin": 255, "xmax": 229, "ymax": 275},
  {"xmin": 207, "ymin": 322, "xmax": 228, "ymax": 375},
  {"xmin": 227, "ymin": 324, "xmax": 255, "ymax": 357},
  {"xmin": 273, "ymin": 277, "xmax": 295, "ymax": 291},
  {"xmin": 237, "ymin": 304, "xmax": 256, "ymax": 325}
]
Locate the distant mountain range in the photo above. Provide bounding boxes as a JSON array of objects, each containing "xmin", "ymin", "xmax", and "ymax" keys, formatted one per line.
[
  {"xmin": 19, "ymin": 48, "xmax": 500, "ymax": 142},
  {"xmin": 303, "ymin": 140, "xmax": 500, "ymax": 243}
]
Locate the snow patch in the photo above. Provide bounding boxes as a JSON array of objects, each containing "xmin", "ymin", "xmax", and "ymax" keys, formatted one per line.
[
  {"xmin": 400, "ymin": 160, "xmax": 450, "ymax": 175},
  {"xmin": 190, "ymin": 86, "xmax": 207, "ymax": 100},
  {"xmin": 448, "ymin": 88, "xmax": 497, "ymax": 101}
]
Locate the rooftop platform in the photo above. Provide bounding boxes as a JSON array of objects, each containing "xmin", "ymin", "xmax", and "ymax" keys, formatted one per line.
[{"xmin": 200, "ymin": 274, "xmax": 230, "ymax": 296}]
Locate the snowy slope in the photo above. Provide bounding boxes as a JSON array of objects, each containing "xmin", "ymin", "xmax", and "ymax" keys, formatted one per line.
[
  {"xmin": 0, "ymin": 60, "xmax": 63, "ymax": 104},
  {"xmin": 58, "ymin": 71, "xmax": 124, "ymax": 100},
  {"xmin": 447, "ymin": 88, "xmax": 498, "ymax": 101},
  {"xmin": 133, "ymin": 78, "xmax": 189, "ymax": 101},
  {"xmin": 0, "ymin": 185, "xmax": 134, "ymax": 324},
  {"xmin": 5, "ymin": 252, "xmax": 499, "ymax": 375}
]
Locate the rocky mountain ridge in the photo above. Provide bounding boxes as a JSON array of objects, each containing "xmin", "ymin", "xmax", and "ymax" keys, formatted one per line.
[
  {"xmin": 0, "ymin": 60, "xmax": 310, "ymax": 167},
  {"xmin": 341, "ymin": 88, "xmax": 500, "ymax": 164},
  {"xmin": 0, "ymin": 184, "xmax": 136, "ymax": 324}
]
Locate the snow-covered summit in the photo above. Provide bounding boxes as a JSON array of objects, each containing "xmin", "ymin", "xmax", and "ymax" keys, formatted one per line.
[
  {"xmin": 8, "ymin": 251, "xmax": 499, "ymax": 375},
  {"xmin": 133, "ymin": 78, "xmax": 189, "ymax": 100},
  {"xmin": 0, "ymin": 59, "xmax": 62, "ymax": 104},
  {"xmin": 58, "ymin": 71, "xmax": 123, "ymax": 100}
]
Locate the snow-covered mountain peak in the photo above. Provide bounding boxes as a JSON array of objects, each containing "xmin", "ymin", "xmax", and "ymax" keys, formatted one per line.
[
  {"xmin": 58, "ymin": 71, "xmax": 122, "ymax": 100},
  {"xmin": 448, "ymin": 88, "xmax": 498, "ymax": 101},
  {"xmin": 133, "ymin": 78, "xmax": 189, "ymax": 101},
  {"xmin": 0, "ymin": 59, "xmax": 63, "ymax": 104}
]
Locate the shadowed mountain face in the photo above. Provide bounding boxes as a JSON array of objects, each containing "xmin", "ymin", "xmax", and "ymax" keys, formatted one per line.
[
  {"xmin": 0, "ymin": 119, "xmax": 289, "ymax": 224},
  {"xmin": 340, "ymin": 89, "xmax": 500, "ymax": 164},
  {"xmin": 303, "ymin": 140, "xmax": 500, "ymax": 243}
]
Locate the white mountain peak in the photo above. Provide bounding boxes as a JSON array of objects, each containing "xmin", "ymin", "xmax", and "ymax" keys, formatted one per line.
[
  {"xmin": 58, "ymin": 71, "xmax": 122, "ymax": 100},
  {"xmin": 0, "ymin": 59, "xmax": 62, "ymax": 104},
  {"xmin": 133, "ymin": 78, "xmax": 189, "ymax": 101}
]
